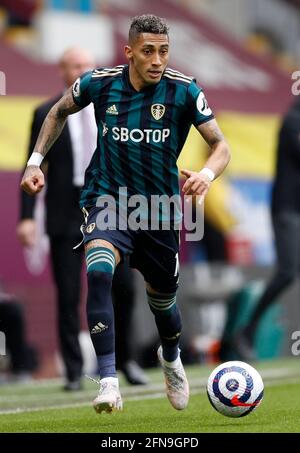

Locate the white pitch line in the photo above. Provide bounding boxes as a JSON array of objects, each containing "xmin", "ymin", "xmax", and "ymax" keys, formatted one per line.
[
  {"xmin": 0, "ymin": 371, "xmax": 299, "ymax": 416},
  {"xmin": 0, "ymin": 388, "xmax": 206, "ymax": 415}
]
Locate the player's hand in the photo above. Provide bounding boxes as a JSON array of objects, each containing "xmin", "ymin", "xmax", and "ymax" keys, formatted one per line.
[
  {"xmin": 181, "ymin": 169, "xmax": 211, "ymax": 200},
  {"xmin": 21, "ymin": 166, "xmax": 45, "ymax": 195},
  {"xmin": 16, "ymin": 219, "xmax": 38, "ymax": 247}
]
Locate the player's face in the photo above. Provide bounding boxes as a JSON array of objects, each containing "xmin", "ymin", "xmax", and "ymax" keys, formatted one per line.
[{"xmin": 125, "ymin": 33, "xmax": 169, "ymax": 90}]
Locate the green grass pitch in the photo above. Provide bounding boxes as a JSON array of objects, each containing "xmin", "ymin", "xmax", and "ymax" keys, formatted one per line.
[{"xmin": 0, "ymin": 358, "xmax": 299, "ymax": 433}]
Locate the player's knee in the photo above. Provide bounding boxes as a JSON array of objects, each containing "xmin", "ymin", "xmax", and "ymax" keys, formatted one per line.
[
  {"xmin": 85, "ymin": 239, "xmax": 121, "ymax": 264},
  {"xmin": 146, "ymin": 276, "xmax": 179, "ymax": 295},
  {"xmin": 85, "ymin": 246, "xmax": 116, "ymax": 275}
]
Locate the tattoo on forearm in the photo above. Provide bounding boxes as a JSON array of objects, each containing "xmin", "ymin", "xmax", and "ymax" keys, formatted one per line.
[
  {"xmin": 55, "ymin": 90, "xmax": 80, "ymax": 118},
  {"xmin": 207, "ymin": 124, "xmax": 224, "ymax": 147},
  {"xmin": 198, "ymin": 120, "xmax": 225, "ymax": 147}
]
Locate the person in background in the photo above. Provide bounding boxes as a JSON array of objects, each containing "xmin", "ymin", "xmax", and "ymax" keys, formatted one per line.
[
  {"xmin": 234, "ymin": 96, "xmax": 300, "ymax": 360},
  {"xmin": 0, "ymin": 283, "xmax": 39, "ymax": 383}
]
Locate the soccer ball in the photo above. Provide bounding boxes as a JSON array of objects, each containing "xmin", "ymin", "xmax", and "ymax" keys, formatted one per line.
[{"xmin": 207, "ymin": 361, "xmax": 264, "ymax": 418}]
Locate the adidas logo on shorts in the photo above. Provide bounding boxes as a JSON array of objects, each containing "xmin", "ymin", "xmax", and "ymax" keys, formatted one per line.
[{"xmin": 91, "ymin": 322, "xmax": 108, "ymax": 334}]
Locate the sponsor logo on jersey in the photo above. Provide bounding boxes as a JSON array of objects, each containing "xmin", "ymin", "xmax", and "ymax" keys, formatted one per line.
[
  {"xmin": 196, "ymin": 91, "xmax": 212, "ymax": 116},
  {"xmin": 106, "ymin": 104, "xmax": 119, "ymax": 115},
  {"xmin": 151, "ymin": 104, "xmax": 165, "ymax": 120},
  {"xmin": 112, "ymin": 127, "xmax": 170, "ymax": 143},
  {"xmin": 72, "ymin": 78, "xmax": 81, "ymax": 98}
]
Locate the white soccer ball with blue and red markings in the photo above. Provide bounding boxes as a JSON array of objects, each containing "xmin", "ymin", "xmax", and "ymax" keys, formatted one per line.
[{"xmin": 207, "ymin": 361, "xmax": 264, "ymax": 418}]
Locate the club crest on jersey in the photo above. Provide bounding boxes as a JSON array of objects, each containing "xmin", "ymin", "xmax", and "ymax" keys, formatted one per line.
[
  {"xmin": 151, "ymin": 104, "xmax": 165, "ymax": 120},
  {"xmin": 86, "ymin": 222, "xmax": 96, "ymax": 234}
]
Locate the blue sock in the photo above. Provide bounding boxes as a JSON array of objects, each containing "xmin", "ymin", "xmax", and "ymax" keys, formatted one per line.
[
  {"xmin": 147, "ymin": 291, "xmax": 182, "ymax": 362},
  {"xmin": 86, "ymin": 247, "xmax": 117, "ymax": 378}
]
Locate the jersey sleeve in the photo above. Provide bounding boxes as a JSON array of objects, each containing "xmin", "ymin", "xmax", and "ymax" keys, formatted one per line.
[
  {"xmin": 72, "ymin": 71, "xmax": 93, "ymax": 108},
  {"xmin": 187, "ymin": 80, "xmax": 214, "ymax": 127}
]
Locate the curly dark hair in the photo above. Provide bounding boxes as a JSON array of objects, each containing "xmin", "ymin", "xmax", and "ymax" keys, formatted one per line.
[{"xmin": 129, "ymin": 14, "xmax": 169, "ymax": 43}]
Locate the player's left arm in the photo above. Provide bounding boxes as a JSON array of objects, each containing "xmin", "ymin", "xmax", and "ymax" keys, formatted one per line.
[{"xmin": 181, "ymin": 118, "xmax": 230, "ymax": 197}]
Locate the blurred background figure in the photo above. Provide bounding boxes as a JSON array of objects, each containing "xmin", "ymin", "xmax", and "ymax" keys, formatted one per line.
[
  {"xmin": 17, "ymin": 46, "xmax": 148, "ymax": 389},
  {"xmin": 233, "ymin": 96, "xmax": 300, "ymax": 361},
  {"xmin": 0, "ymin": 282, "xmax": 39, "ymax": 383}
]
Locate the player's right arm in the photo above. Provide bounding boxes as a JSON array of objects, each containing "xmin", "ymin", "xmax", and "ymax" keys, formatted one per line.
[
  {"xmin": 20, "ymin": 87, "xmax": 82, "ymax": 195},
  {"xmin": 18, "ymin": 106, "xmax": 45, "ymax": 247}
]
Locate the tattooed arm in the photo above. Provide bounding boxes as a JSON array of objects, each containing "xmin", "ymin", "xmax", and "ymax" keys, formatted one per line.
[
  {"xmin": 21, "ymin": 87, "xmax": 82, "ymax": 195},
  {"xmin": 32, "ymin": 87, "xmax": 81, "ymax": 159},
  {"xmin": 181, "ymin": 118, "xmax": 231, "ymax": 197},
  {"xmin": 196, "ymin": 118, "xmax": 231, "ymax": 178}
]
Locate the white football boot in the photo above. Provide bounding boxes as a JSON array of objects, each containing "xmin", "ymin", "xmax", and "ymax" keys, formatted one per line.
[
  {"xmin": 93, "ymin": 377, "xmax": 123, "ymax": 414},
  {"xmin": 157, "ymin": 346, "xmax": 189, "ymax": 410}
]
